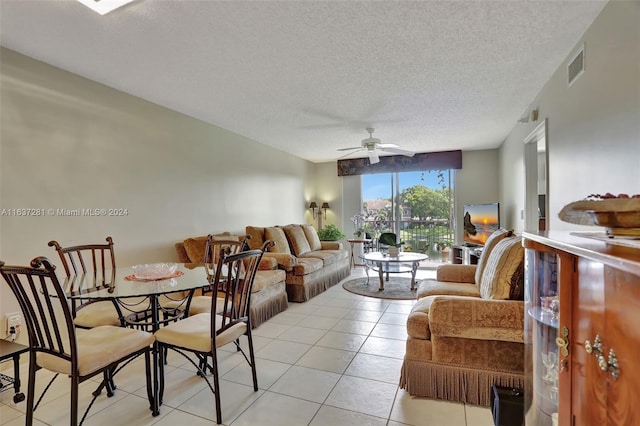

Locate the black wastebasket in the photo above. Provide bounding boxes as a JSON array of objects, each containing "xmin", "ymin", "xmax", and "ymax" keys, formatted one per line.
[{"xmin": 491, "ymin": 385, "xmax": 524, "ymax": 426}]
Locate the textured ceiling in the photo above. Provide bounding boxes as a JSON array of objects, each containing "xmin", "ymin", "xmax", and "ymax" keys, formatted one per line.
[{"xmin": 0, "ymin": 0, "xmax": 607, "ymax": 163}]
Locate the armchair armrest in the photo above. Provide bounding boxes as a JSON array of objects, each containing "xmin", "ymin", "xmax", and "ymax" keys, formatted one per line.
[
  {"xmin": 259, "ymin": 256, "xmax": 278, "ymax": 271},
  {"xmin": 320, "ymin": 241, "xmax": 343, "ymax": 250},
  {"xmin": 436, "ymin": 264, "xmax": 477, "ymax": 283},
  {"xmin": 263, "ymin": 253, "xmax": 298, "ymax": 272},
  {"xmin": 429, "ymin": 296, "xmax": 524, "ymax": 343}
]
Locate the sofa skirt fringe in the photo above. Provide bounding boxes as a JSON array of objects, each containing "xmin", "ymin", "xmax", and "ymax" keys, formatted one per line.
[
  {"xmin": 399, "ymin": 359, "xmax": 524, "ymax": 407},
  {"xmin": 250, "ymin": 285, "xmax": 289, "ymax": 328},
  {"xmin": 286, "ymin": 260, "xmax": 351, "ymax": 302}
]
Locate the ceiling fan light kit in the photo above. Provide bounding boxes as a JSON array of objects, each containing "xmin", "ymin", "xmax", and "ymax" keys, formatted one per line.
[{"xmin": 337, "ymin": 128, "xmax": 416, "ymax": 165}]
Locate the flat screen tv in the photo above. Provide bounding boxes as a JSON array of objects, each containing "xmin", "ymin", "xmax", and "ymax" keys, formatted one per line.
[{"xmin": 463, "ymin": 202, "xmax": 500, "ymax": 246}]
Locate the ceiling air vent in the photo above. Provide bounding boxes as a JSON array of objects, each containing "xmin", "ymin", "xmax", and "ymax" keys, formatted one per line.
[{"xmin": 568, "ymin": 44, "xmax": 585, "ymax": 87}]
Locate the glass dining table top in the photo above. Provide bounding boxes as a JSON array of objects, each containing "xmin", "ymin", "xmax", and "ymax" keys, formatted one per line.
[{"xmin": 63, "ymin": 263, "xmax": 209, "ymax": 299}]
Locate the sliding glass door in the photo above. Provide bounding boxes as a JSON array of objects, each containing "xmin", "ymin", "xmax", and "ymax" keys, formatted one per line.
[{"xmin": 361, "ymin": 170, "xmax": 454, "ymax": 259}]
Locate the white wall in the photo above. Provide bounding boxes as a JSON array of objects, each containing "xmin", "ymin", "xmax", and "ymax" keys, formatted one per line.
[
  {"xmin": 500, "ymin": 1, "xmax": 640, "ymax": 232},
  {"xmin": 0, "ymin": 48, "xmax": 315, "ymax": 338}
]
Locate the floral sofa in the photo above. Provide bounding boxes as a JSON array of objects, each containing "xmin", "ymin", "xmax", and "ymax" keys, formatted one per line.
[
  {"xmin": 175, "ymin": 232, "xmax": 288, "ymax": 328},
  {"xmin": 245, "ymin": 224, "xmax": 350, "ymax": 302},
  {"xmin": 399, "ymin": 229, "xmax": 525, "ymax": 406}
]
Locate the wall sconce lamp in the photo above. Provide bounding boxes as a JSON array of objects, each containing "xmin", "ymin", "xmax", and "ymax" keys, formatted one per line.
[
  {"xmin": 309, "ymin": 202, "xmax": 330, "ymax": 219},
  {"xmin": 309, "ymin": 202, "xmax": 318, "ymax": 219},
  {"xmin": 321, "ymin": 202, "xmax": 330, "ymax": 220}
]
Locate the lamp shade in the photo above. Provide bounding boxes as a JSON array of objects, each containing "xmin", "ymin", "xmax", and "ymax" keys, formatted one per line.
[
  {"xmin": 309, "ymin": 202, "xmax": 318, "ymax": 209},
  {"xmin": 321, "ymin": 202, "xmax": 330, "ymax": 209}
]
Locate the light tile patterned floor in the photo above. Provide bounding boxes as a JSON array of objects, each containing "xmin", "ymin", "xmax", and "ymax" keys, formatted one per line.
[{"xmin": 0, "ymin": 269, "xmax": 495, "ymax": 426}]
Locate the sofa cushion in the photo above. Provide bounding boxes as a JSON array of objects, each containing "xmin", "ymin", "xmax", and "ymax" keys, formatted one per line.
[
  {"xmin": 264, "ymin": 227, "xmax": 291, "ymax": 255},
  {"xmin": 299, "ymin": 251, "xmax": 336, "ymax": 266},
  {"xmin": 292, "ymin": 257, "xmax": 324, "ymax": 276},
  {"xmin": 302, "ymin": 224, "xmax": 322, "ymax": 251},
  {"xmin": 264, "ymin": 253, "xmax": 298, "ymax": 271},
  {"xmin": 417, "ymin": 280, "xmax": 481, "ymax": 299},
  {"xmin": 474, "ymin": 228, "xmax": 513, "ymax": 286},
  {"xmin": 252, "ymin": 269, "xmax": 286, "ymax": 293},
  {"xmin": 183, "ymin": 237, "xmax": 208, "ymax": 263},
  {"xmin": 245, "ymin": 226, "xmax": 265, "ymax": 250},
  {"xmin": 479, "ymin": 237, "xmax": 525, "ymax": 300},
  {"xmin": 283, "ymin": 225, "xmax": 312, "ymax": 256},
  {"xmin": 407, "ymin": 296, "xmax": 436, "ymax": 340}
]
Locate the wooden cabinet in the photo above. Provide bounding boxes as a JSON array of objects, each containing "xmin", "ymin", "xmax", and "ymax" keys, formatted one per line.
[{"xmin": 523, "ymin": 231, "xmax": 640, "ymax": 426}]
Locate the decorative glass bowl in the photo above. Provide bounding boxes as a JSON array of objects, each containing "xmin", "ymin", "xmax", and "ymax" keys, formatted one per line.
[{"xmin": 132, "ymin": 263, "xmax": 177, "ymax": 280}]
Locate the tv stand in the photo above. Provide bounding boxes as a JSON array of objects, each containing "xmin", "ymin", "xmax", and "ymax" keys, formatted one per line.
[{"xmin": 451, "ymin": 245, "xmax": 482, "ymax": 265}]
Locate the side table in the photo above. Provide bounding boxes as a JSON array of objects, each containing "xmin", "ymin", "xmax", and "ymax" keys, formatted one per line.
[
  {"xmin": 0, "ymin": 340, "xmax": 28, "ymax": 403},
  {"xmin": 347, "ymin": 239, "xmax": 372, "ymax": 269}
]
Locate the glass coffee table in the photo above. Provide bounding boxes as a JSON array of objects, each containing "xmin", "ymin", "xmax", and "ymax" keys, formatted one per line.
[{"xmin": 361, "ymin": 252, "xmax": 429, "ymax": 291}]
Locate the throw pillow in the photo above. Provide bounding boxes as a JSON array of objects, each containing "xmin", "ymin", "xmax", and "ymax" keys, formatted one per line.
[
  {"xmin": 474, "ymin": 228, "xmax": 513, "ymax": 286},
  {"xmin": 301, "ymin": 224, "xmax": 322, "ymax": 251},
  {"xmin": 183, "ymin": 237, "xmax": 208, "ymax": 263},
  {"xmin": 283, "ymin": 225, "xmax": 311, "ymax": 256},
  {"xmin": 245, "ymin": 226, "xmax": 265, "ymax": 250},
  {"xmin": 264, "ymin": 227, "xmax": 291, "ymax": 254},
  {"xmin": 479, "ymin": 236, "xmax": 525, "ymax": 300}
]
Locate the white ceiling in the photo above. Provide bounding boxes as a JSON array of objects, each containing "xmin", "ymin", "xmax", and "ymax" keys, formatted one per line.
[{"xmin": 0, "ymin": 0, "xmax": 607, "ymax": 163}]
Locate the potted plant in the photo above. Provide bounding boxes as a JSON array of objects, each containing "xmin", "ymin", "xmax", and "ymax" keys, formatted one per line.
[
  {"xmin": 379, "ymin": 233, "xmax": 404, "ymax": 256},
  {"xmin": 317, "ymin": 224, "xmax": 346, "ymax": 241}
]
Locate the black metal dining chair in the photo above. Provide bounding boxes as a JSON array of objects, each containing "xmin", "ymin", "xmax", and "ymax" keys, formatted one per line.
[
  {"xmin": 48, "ymin": 237, "xmax": 125, "ymax": 328},
  {"xmin": 153, "ymin": 241, "xmax": 272, "ymax": 424},
  {"xmin": 0, "ymin": 257, "xmax": 154, "ymax": 426}
]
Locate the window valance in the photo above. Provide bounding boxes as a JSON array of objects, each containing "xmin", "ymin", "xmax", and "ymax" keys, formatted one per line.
[{"xmin": 337, "ymin": 150, "xmax": 462, "ymax": 177}]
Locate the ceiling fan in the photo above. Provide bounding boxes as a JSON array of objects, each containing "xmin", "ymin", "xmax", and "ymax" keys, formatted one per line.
[{"xmin": 337, "ymin": 128, "xmax": 415, "ymax": 164}]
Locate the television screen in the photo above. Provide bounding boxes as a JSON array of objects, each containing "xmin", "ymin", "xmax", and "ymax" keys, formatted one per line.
[{"xmin": 463, "ymin": 203, "xmax": 500, "ymax": 246}]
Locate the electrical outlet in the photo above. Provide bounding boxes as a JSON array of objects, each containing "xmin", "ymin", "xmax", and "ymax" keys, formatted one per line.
[{"xmin": 5, "ymin": 312, "xmax": 22, "ymax": 336}]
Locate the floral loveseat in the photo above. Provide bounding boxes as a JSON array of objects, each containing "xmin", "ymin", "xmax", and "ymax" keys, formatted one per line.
[
  {"xmin": 175, "ymin": 232, "xmax": 287, "ymax": 328},
  {"xmin": 399, "ymin": 229, "xmax": 525, "ymax": 406},
  {"xmin": 245, "ymin": 224, "xmax": 350, "ymax": 302}
]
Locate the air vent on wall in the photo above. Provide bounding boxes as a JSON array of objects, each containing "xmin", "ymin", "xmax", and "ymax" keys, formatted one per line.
[{"xmin": 568, "ymin": 44, "xmax": 585, "ymax": 87}]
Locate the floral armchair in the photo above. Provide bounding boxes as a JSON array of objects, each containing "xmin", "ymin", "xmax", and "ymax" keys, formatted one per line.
[{"xmin": 399, "ymin": 229, "xmax": 525, "ymax": 406}]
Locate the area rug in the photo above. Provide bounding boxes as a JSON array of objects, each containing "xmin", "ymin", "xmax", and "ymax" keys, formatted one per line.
[{"xmin": 342, "ymin": 276, "xmax": 419, "ymax": 300}]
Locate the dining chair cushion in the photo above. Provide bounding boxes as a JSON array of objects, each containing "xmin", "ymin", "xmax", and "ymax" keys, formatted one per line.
[
  {"xmin": 74, "ymin": 300, "xmax": 122, "ymax": 328},
  {"xmin": 154, "ymin": 313, "xmax": 246, "ymax": 352},
  {"xmin": 37, "ymin": 326, "xmax": 153, "ymax": 376},
  {"xmin": 187, "ymin": 296, "xmax": 226, "ymax": 316}
]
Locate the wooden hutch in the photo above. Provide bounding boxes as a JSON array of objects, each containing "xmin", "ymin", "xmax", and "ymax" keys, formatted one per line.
[{"xmin": 523, "ymin": 231, "xmax": 640, "ymax": 426}]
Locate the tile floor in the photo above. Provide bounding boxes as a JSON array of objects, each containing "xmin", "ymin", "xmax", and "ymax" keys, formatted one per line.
[{"xmin": 0, "ymin": 269, "xmax": 494, "ymax": 426}]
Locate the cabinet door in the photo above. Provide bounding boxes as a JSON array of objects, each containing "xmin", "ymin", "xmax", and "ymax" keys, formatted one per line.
[
  {"xmin": 571, "ymin": 258, "xmax": 606, "ymax": 425},
  {"xmin": 603, "ymin": 266, "xmax": 640, "ymax": 425}
]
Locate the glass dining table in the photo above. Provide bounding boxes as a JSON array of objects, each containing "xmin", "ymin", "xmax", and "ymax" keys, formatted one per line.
[{"xmin": 63, "ymin": 263, "xmax": 210, "ymax": 417}]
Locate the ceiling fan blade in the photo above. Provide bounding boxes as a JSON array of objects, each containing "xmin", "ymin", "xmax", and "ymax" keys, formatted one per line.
[
  {"xmin": 376, "ymin": 143, "xmax": 399, "ymax": 149},
  {"xmin": 368, "ymin": 150, "xmax": 380, "ymax": 164},
  {"xmin": 338, "ymin": 149, "xmax": 364, "ymax": 159},
  {"xmin": 381, "ymin": 147, "xmax": 416, "ymax": 157},
  {"xmin": 337, "ymin": 146, "xmax": 363, "ymax": 152}
]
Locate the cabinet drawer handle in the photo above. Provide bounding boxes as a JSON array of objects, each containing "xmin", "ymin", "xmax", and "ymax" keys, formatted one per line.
[
  {"xmin": 584, "ymin": 340, "xmax": 593, "ymax": 354},
  {"xmin": 597, "ymin": 353, "xmax": 608, "ymax": 371}
]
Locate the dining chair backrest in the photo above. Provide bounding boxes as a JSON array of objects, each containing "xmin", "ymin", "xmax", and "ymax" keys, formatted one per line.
[
  {"xmin": 0, "ymin": 257, "xmax": 77, "ymax": 367},
  {"xmin": 48, "ymin": 237, "xmax": 119, "ymax": 321},
  {"xmin": 210, "ymin": 241, "xmax": 273, "ymax": 342},
  {"xmin": 202, "ymin": 236, "xmax": 247, "ymax": 295},
  {"xmin": 378, "ymin": 232, "xmax": 398, "ymax": 250},
  {"xmin": 48, "ymin": 236, "xmax": 116, "ymax": 277}
]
